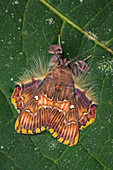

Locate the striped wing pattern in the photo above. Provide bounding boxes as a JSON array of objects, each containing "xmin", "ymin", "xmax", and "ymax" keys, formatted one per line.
[{"xmin": 11, "ymin": 66, "xmax": 96, "ymax": 146}]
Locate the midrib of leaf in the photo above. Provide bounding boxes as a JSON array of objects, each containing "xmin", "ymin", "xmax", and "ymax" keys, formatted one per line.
[{"xmin": 39, "ymin": 0, "xmax": 113, "ymax": 55}]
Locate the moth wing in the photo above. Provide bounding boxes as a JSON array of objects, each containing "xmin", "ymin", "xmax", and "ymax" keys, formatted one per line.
[
  {"xmin": 48, "ymin": 103, "xmax": 79, "ymax": 146},
  {"xmin": 11, "ymin": 79, "xmax": 50, "ymax": 134},
  {"xmin": 11, "ymin": 79, "xmax": 42, "ymax": 113},
  {"xmin": 75, "ymin": 88, "xmax": 97, "ymax": 130}
]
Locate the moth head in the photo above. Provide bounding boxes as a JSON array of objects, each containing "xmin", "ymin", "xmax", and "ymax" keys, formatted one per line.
[
  {"xmin": 48, "ymin": 44, "xmax": 89, "ymax": 77},
  {"xmin": 48, "ymin": 45, "xmax": 63, "ymax": 67}
]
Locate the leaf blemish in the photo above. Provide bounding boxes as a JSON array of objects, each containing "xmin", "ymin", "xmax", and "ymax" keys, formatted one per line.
[
  {"xmin": 1, "ymin": 146, "xmax": 4, "ymax": 149},
  {"xmin": 45, "ymin": 18, "xmax": 55, "ymax": 25},
  {"xmin": 98, "ymin": 59, "xmax": 113, "ymax": 75}
]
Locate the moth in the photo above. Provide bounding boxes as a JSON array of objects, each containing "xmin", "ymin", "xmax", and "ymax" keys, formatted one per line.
[{"xmin": 11, "ymin": 41, "xmax": 97, "ymax": 146}]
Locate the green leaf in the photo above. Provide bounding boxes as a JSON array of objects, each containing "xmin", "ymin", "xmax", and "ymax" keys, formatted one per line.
[{"xmin": 0, "ymin": 0, "xmax": 113, "ymax": 169}]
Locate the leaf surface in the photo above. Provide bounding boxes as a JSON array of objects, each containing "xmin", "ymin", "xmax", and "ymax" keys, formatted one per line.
[{"xmin": 0, "ymin": 0, "xmax": 113, "ymax": 169}]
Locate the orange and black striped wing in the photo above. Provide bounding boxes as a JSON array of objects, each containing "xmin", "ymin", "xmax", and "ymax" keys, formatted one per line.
[
  {"xmin": 75, "ymin": 88, "xmax": 97, "ymax": 130},
  {"xmin": 11, "ymin": 78, "xmax": 50, "ymax": 134},
  {"xmin": 14, "ymin": 95, "xmax": 50, "ymax": 134},
  {"xmin": 11, "ymin": 79, "xmax": 42, "ymax": 114},
  {"xmin": 48, "ymin": 101, "xmax": 79, "ymax": 146}
]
